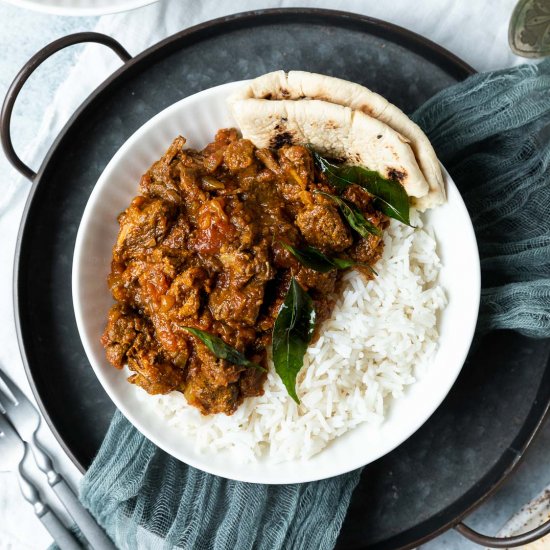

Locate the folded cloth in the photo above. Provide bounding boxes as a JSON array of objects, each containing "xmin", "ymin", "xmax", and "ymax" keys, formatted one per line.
[
  {"xmin": 80, "ymin": 60, "xmax": 550, "ymax": 549},
  {"xmin": 412, "ymin": 59, "xmax": 550, "ymax": 337},
  {"xmin": 80, "ymin": 411, "xmax": 359, "ymax": 550}
]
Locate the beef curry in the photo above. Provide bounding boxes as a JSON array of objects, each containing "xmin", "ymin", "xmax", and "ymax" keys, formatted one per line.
[{"xmin": 102, "ymin": 129, "xmax": 387, "ymax": 415}]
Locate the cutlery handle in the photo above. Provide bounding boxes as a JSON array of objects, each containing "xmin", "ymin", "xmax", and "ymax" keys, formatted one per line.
[
  {"xmin": 40, "ymin": 509, "xmax": 82, "ymax": 550},
  {"xmin": 51, "ymin": 477, "xmax": 116, "ymax": 550},
  {"xmin": 17, "ymin": 468, "xmax": 81, "ymax": 550},
  {"xmin": 30, "ymin": 436, "xmax": 116, "ymax": 549},
  {"xmin": 30, "ymin": 434, "xmax": 61, "ymax": 484}
]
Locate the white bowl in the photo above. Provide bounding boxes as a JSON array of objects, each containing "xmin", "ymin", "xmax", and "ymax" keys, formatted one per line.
[
  {"xmin": 1, "ymin": 0, "xmax": 159, "ymax": 16},
  {"xmin": 73, "ymin": 81, "xmax": 480, "ymax": 484}
]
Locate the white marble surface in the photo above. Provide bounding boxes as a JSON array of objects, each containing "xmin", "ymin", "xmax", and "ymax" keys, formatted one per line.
[{"xmin": 0, "ymin": 1, "xmax": 549, "ymax": 549}]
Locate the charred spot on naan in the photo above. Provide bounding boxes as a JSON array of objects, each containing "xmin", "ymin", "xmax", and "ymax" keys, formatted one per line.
[
  {"xmin": 387, "ymin": 168, "xmax": 407, "ymax": 183},
  {"xmin": 270, "ymin": 130, "xmax": 296, "ymax": 149},
  {"xmin": 324, "ymin": 120, "xmax": 342, "ymax": 131},
  {"xmin": 270, "ymin": 118, "xmax": 295, "ymax": 149}
]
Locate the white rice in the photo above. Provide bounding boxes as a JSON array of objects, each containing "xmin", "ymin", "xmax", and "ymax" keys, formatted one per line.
[{"xmin": 143, "ymin": 209, "xmax": 446, "ymax": 462}]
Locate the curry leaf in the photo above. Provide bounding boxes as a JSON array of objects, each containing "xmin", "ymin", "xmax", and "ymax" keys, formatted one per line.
[
  {"xmin": 310, "ymin": 150, "xmax": 412, "ymax": 226},
  {"xmin": 331, "ymin": 257, "xmax": 362, "ymax": 270},
  {"xmin": 309, "ymin": 150, "xmax": 351, "ymax": 191},
  {"xmin": 181, "ymin": 327, "xmax": 265, "ymax": 371},
  {"xmin": 281, "ymin": 242, "xmax": 377, "ymax": 275},
  {"xmin": 281, "ymin": 243, "xmax": 336, "ymax": 273},
  {"xmin": 355, "ymin": 169, "xmax": 412, "ymax": 227},
  {"xmin": 272, "ymin": 278, "xmax": 316, "ymax": 404},
  {"xmin": 315, "ymin": 190, "xmax": 382, "ymax": 238}
]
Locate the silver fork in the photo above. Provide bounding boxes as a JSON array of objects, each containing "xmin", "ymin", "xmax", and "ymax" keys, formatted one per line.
[
  {"xmin": 0, "ymin": 368, "xmax": 116, "ymax": 550},
  {"xmin": 0, "ymin": 414, "xmax": 81, "ymax": 550}
]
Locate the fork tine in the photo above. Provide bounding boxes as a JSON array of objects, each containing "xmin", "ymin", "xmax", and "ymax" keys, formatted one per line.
[
  {"xmin": 0, "ymin": 367, "xmax": 23, "ymax": 406},
  {"xmin": 0, "ymin": 412, "xmax": 8, "ymax": 433},
  {"xmin": 0, "ymin": 370, "xmax": 23, "ymax": 418},
  {"xmin": 0, "ymin": 412, "xmax": 10, "ymax": 429},
  {"xmin": 0, "ymin": 367, "xmax": 40, "ymax": 443},
  {"xmin": 0, "ymin": 413, "xmax": 18, "ymax": 438},
  {"xmin": 0, "ymin": 383, "xmax": 13, "ymax": 413}
]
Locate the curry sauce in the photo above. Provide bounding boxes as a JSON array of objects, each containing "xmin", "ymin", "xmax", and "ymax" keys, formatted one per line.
[{"xmin": 102, "ymin": 129, "xmax": 386, "ymax": 415}]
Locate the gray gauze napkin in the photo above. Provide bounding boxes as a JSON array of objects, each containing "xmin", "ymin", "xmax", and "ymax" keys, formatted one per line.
[{"xmin": 78, "ymin": 60, "xmax": 550, "ymax": 549}]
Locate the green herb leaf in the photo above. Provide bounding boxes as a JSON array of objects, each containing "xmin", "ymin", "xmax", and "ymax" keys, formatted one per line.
[
  {"xmin": 272, "ymin": 278, "xmax": 316, "ymax": 404},
  {"xmin": 354, "ymin": 168, "xmax": 411, "ymax": 226},
  {"xmin": 330, "ymin": 257, "xmax": 361, "ymax": 270},
  {"xmin": 309, "ymin": 149, "xmax": 352, "ymax": 191},
  {"xmin": 281, "ymin": 242, "xmax": 376, "ymax": 275},
  {"xmin": 282, "ymin": 242, "xmax": 336, "ymax": 273},
  {"xmin": 315, "ymin": 190, "xmax": 382, "ymax": 238},
  {"xmin": 310, "ymin": 150, "xmax": 411, "ymax": 226},
  {"xmin": 181, "ymin": 327, "xmax": 265, "ymax": 371}
]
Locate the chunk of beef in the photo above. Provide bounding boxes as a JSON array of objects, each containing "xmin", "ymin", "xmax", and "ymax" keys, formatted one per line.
[
  {"xmin": 191, "ymin": 341, "xmax": 243, "ymax": 388},
  {"xmin": 101, "ymin": 305, "xmax": 141, "ymax": 368},
  {"xmin": 209, "ymin": 283, "xmax": 266, "ymax": 327},
  {"xmin": 126, "ymin": 332, "xmax": 186, "ymax": 395},
  {"xmin": 294, "ymin": 266, "xmax": 337, "ymax": 294},
  {"xmin": 295, "ymin": 203, "xmax": 352, "ymax": 253},
  {"xmin": 183, "ymin": 375, "xmax": 240, "ymax": 415},
  {"xmin": 278, "ymin": 145, "xmax": 315, "ymax": 188},
  {"xmin": 164, "ymin": 267, "xmax": 208, "ymax": 321},
  {"xmin": 208, "ymin": 247, "xmax": 273, "ymax": 326},
  {"xmin": 140, "ymin": 136, "xmax": 186, "ymax": 202},
  {"xmin": 102, "ymin": 305, "xmax": 186, "ymax": 394},
  {"xmin": 239, "ymin": 366, "xmax": 267, "ymax": 398},
  {"xmin": 256, "ymin": 148, "xmax": 282, "ymax": 175},
  {"xmin": 348, "ymin": 235, "xmax": 384, "ymax": 267},
  {"xmin": 223, "ymin": 139, "xmax": 256, "ymax": 173},
  {"xmin": 218, "ymin": 247, "xmax": 273, "ymax": 288},
  {"xmin": 160, "ymin": 216, "xmax": 191, "ymax": 255},
  {"xmin": 113, "ymin": 197, "xmax": 175, "ymax": 262},
  {"xmin": 201, "ymin": 128, "xmax": 239, "ymax": 173}
]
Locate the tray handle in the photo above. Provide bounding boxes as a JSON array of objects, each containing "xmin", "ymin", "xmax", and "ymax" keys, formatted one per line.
[
  {"xmin": 1, "ymin": 32, "xmax": 132, "ymax": 182},
  {"xmin": 455, "ymin": 515, "xmax": 550, "ymax": 548}
]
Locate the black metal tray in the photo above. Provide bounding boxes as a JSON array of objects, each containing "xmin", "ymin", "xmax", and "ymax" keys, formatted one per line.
[{"xmin": 4, "ymin": 9, "xmax": 550, "ymax": 550}]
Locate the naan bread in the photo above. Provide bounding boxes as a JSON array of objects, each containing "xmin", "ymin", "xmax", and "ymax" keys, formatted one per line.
[
  {"xmin": 229, "ymin": 71, "xmax": 445, "ymax": 210},
  {"xmin": 231, "ymin": 98, "xmax": 429, "ymax": 199}
]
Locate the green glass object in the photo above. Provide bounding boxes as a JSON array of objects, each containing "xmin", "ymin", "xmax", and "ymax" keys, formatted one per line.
[{"xmin": 509, "ymin": 0, "xmax": 550, "ymax": 57}]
